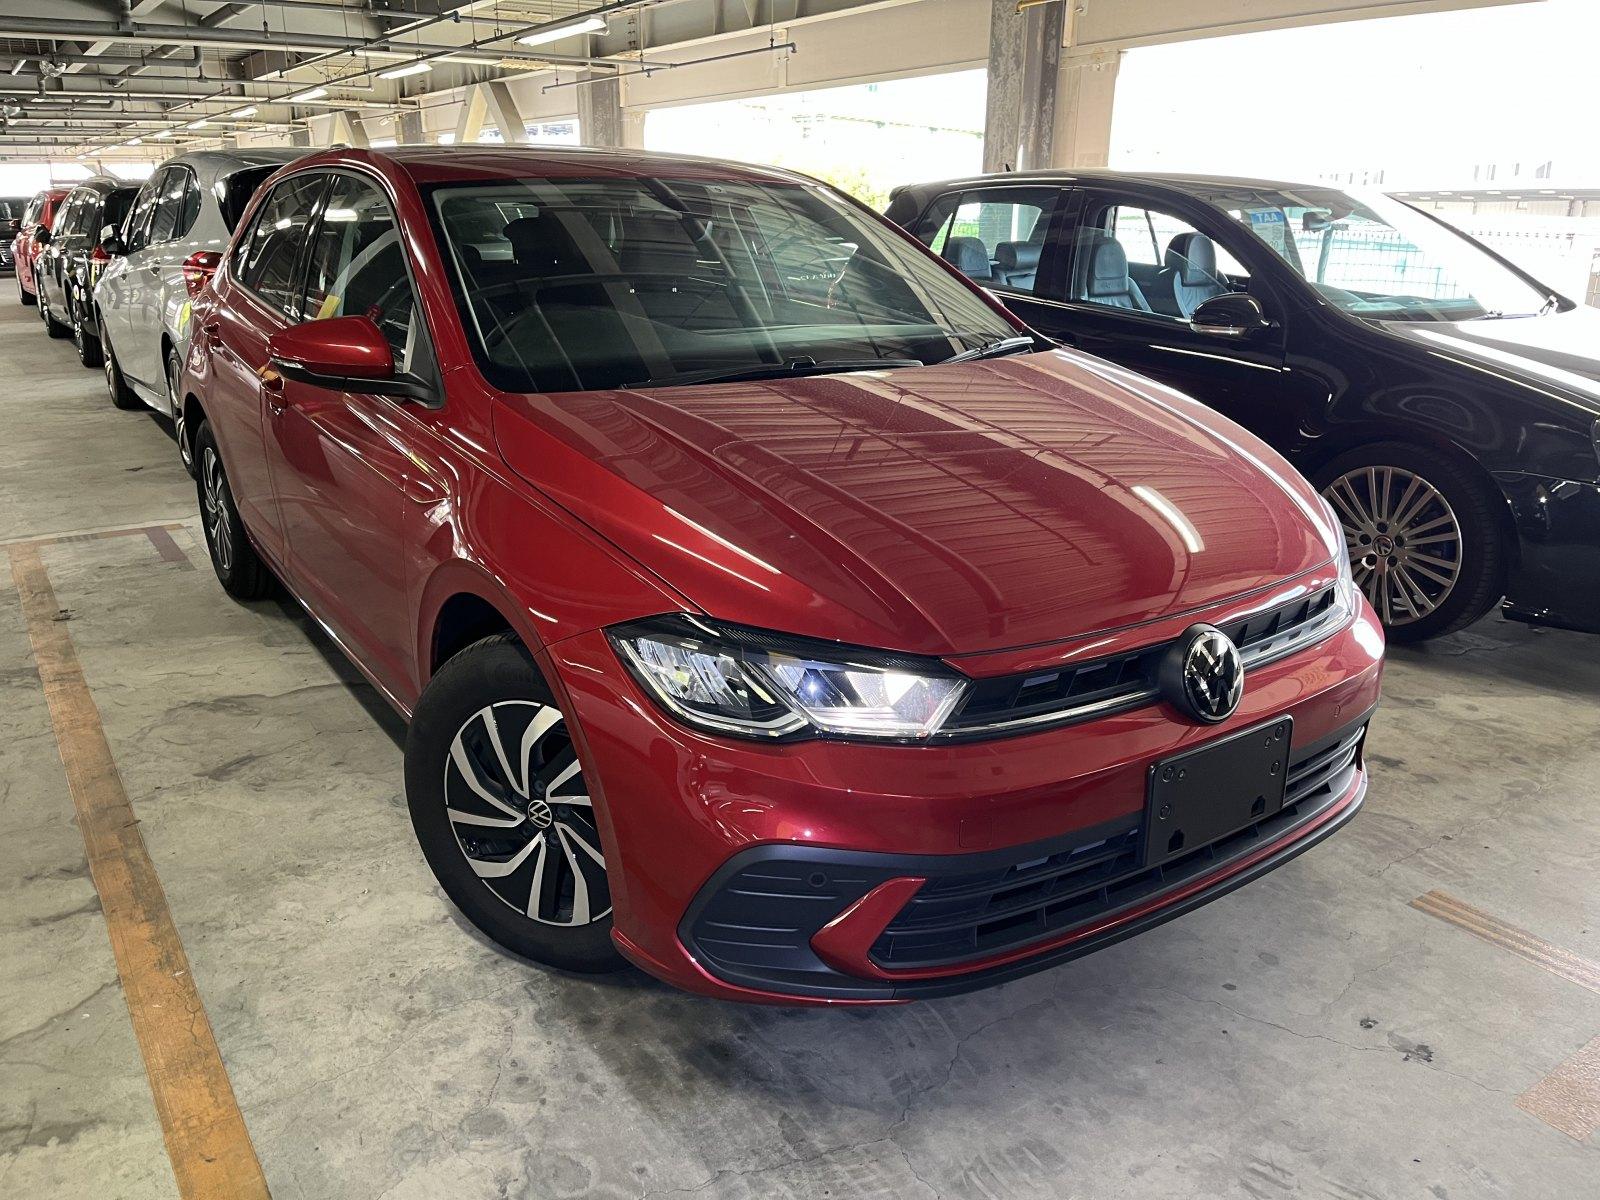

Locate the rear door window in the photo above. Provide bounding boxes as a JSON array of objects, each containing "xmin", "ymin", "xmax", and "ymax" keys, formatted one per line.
[
  {"xmin": 147, "ymin": 168, "xmax": 193, "ymax": 245},
  {"xmin": 234, "ymin": 173, "xmax": 329, "ymax": 317},
  {"xmin": 916, "ymin": 187, "xmax": 1061, "ymax": 296},
  {"xmin": 124, "ymin": 173, "xmax": 164, "ymax": 253}
]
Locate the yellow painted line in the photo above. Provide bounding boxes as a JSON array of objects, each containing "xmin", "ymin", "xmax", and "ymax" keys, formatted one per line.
[
  {"xmin": 1517, "ymin": 1036, "xmax": 1600, "ymax": 1142},
  {"xmin": 8, "ymin": 540, "xmax": 270, "ymax": 1199},
  {"xmin": 1410, "ymin": 890, "xmax": 1600, "ymax": 996}
]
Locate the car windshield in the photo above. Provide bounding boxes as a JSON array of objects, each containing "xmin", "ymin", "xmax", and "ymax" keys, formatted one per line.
[
  {"xmin": 1199, "ymin": 185, "xmax": 1554, "ymax": 321},
  {"xmin": 426, "ymin": 175, "xmax": 1020, "ymax": 393}
]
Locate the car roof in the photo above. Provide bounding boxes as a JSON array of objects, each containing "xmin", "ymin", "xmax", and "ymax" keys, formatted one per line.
[
  {"xmin": 897, "ymin": 168, "xmax": 1334, "ymax": 200},
  {"xmin": 156, "ymin": 147, "xmax": 309, "ymax": 185},
  {"xmin": 287, "ymin": 144, "xmax": 824, "ymax": 189}
]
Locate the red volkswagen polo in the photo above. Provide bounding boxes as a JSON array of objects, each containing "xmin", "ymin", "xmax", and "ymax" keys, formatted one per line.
[{"xmin": 180, "ymin": 147, "xmax": 1383, "ymax": 1003}]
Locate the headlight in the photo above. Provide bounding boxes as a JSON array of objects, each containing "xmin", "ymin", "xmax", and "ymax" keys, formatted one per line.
[
  {"xmin": 1320, "ymin": 495, "xmax": 1354, "ymax": 581},
  {"xmin": 608, "ymin": 615, "xmax": 969, "ymax": 742}
]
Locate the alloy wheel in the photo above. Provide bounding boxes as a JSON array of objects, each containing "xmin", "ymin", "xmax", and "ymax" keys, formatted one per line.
[
  {"xmin": 168, "ymin": 357, "xmax": 192, "ymax": 470},
  {"xmin": 443, "ymin": 700, "xmax": 610, "ymax": 927},
  {"xmin": 101, "ymin": 325, "xmax": 118, "ymax": 399},
  {"xmin": 200, "ymin": 446, "xmax": 233, "ymax": 574},
  {"xmin": 1322, "ymin": 465, "xmax": 1463, "ymax": 627}
]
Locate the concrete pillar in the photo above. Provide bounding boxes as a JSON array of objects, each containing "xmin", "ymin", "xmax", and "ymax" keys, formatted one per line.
[
  {"xmin": 452, "ymin": 84, "xmax": 488, "ymax": 146},
  {"xmin": 982, "ymin": 0, "xmax": 1064, "ymax": 172},
  {"xmin": 484, "ymin": 81, "xmax": 530, "ymax": 144},
  {"xmin": 399, "ymin": 109, "xmax": 424, "ymax": 145},
  {"xmin": 336, "ymin": 110, "xmax": 370, "ymax": 148},
  {"xmin": 577, "ymin": 72, "xmax": 625, "ymax": 148},
  {"xmin": 1051, "ymin": 48, "xmax": 1121, "ymax": 169}
]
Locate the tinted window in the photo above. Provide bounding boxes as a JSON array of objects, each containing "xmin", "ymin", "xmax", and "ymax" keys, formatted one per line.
[
  {"xmin": 217, "ymin": 165, "xmax": 283, "ymax": 232},
  {"xmin": 124, "ymin": 175, "xmax": 163, "ymax": 253},
  {"xmin": 174, "ymin": 171, "xmax": 201, "ymax": 238},
  {"xmin": 103, "ymin": 188, "xmax": 136, "ymax": 237},
  {"xmin": 299, "ymin": 174, "xmax": 420, "ymax": 371},
  {"xmin": 148, "ymin": 168, "xmax": 192, "ymax": 244},
  {"xmin": 50, "ymin": 192, "xmax": 84, "ymax": 238},
  {"xmin": 235, "ymin": 174, "xmax": 327, "ymax": 317},
  {"xmin": 1068, "ymin": 199, "xmax": 1249, "ymax": 319},
  {"xmin": 429, "ymin": 176, "xmax": 1017, "ymax": 394},
  {"xmin": 22, "ymin": 195, "xmax": 42, "ymax": 227},
  {"xmin": 917, "ymin": 187, "xmax": 1059, "ymax": 296}
]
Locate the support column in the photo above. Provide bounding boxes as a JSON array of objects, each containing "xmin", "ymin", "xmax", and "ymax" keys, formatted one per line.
[
  {"xmin": 452, "ymin": 84, "xmax": 488, "ymax": 146},
  {"xmin": 1051, "ymin": 49, "xmax": 1121, "ymax": 169},
  {"xmin": 576, "ymin": 72, "xmax": 624, "ymax": 148},
  {"xmin": 398, "ymin": 109, "xmax": 424, "ymax": 145},
  {"xmin": 484, "ymin": 81, "xmax": 530, "ymax": 144},
  {"xmin": 982, "ymin": 0, "xmax": 1064, "ymax": 173},
  {"xmin": 336, "ymin": 110, "xmax": 370, "ymax": 148}
]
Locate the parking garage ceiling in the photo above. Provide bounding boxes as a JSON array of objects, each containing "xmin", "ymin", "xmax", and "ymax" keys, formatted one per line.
[{"xmin": 0, "ymin": 0, "xmax": 660, "ymax": 159}]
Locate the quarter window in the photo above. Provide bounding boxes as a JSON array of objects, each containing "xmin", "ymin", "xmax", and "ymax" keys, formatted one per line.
[
  {"xmin": 147, "ymin": 168, "xmax": 193, "ymax": 245},
  {"xmin": 235, "ymin": 174, "xmax": 328, "ymax": 318},
  {"xmin": 922, "ymin": 188, "xmax": 1057, "ymax": 295},
  {"xmin": 298, "ymin": 175, "xmax": 421, "ymax": 372}
]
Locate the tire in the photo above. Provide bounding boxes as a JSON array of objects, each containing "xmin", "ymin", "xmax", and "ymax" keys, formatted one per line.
[
  {"xmin": 40, "ymin": 284, "xmax": 70, "ymax": 338},
  {"xmin": 72, "ymin": 292, "xmax": 103, "ymax": 369},
  {"xmin": 193, "ymin": 420, "xmax": 274, "ymax": 601},
  {"xmin": 100, "ymin": 318, "xmax": 142, "ymax": 410},
  {"xmin": 1315, "ymin": 441, "xmax": 1508, "ymax": 643},
  {"xmin": 167, "ymin": 346, "xmax": 195, "ymax": 476},
  {"xmin": 404, "ymin": 634, "xmax": 624, "ymax": 974},
  {"xmin": 18, "ymin": 271, "xmax": 36, "ymax": 306}
]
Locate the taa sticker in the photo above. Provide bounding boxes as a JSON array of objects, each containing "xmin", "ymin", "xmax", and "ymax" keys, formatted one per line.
[{"xmin": 178, "ymin": 300, "xmax": 192, "ymax": 332}]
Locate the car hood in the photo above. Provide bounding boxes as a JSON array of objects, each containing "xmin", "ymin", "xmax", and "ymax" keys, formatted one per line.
[
  {"xmin": 1373, "ymin": 306, "xmax": 1600, "ymax": 419},
  {"xmin": 491, "ymin": 350, "xmax": 1339, "ymax": 657}
]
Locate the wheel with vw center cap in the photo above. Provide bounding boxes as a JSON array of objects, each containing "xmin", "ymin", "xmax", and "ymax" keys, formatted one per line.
[{"xmin": 404, "ymin": 634, "xmax": 622, "ymax": 972}]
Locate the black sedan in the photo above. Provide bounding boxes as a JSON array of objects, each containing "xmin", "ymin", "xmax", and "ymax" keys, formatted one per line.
[
  {"xmin": 33, "ymin": 176, "xmax": 137, "ymax": 368},
  {"xmin": 885, "ymin": 171, "xmax": 1600, "ymax": 641}
]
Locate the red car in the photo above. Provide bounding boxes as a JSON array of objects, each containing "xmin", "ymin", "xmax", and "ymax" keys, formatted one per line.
[
  {"xmin": 12, "ymin": 186, "xmax": 72, "ymax": 307},
  {"xmin": 181, "ymin": 147, "xmax": 1383, "ymax": 1004}
]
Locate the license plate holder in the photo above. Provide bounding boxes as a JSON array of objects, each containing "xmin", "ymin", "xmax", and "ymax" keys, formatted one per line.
[{"xmin": 1144, "ymin": 718, "xmax": 1292, "ymax": 870}]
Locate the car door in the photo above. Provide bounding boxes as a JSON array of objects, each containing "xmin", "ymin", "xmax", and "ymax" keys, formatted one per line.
[
  {"xmin": 128, "ymin": 166, "xmax": 195, "ymax": 387},
  {"xmin": 39, "ymin": 191, "xmax": 79, "ymax": 309},
  {"xmin": 204, "ymin": 171, "xmax": 330, "ymax": 565},
  {"xmin": 98, "ymin": 175, "xmax": 160, "ymax": 361},
  {"xmin": 1045, "ymin": 189, "xmax": 1299, "ymax": 445},
  {"xmin": 261, "ymin": 171, "xmax": 422, "ymax": 697},
  {"xmin": 912, "ymin": 185, "xmax": 1074, "ymax": 337}
]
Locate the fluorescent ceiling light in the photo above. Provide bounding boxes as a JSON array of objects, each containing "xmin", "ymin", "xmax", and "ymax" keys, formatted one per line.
[
  {"xmin": 185, "ymin": 118, "xmax": 208, "ymax": 129},
  {"xmin": 126, "ymin": 136, "xmax": 142, "ymax": 145},
  {"xmin": 233, "ymin": 106, "xmax": 258, "ymax": 118},
  {"xmin": 518, "ymin": 16, "xmax": 606, "ymax": 47},
  {"xmin": 152, "ymin": 129, "xmax": 174, "ymax": 138},
  {"xmin": 291, "ymin": 87, "xmax": 328, "ymax": 102},
  {"xmin": 378, "ymin": 62, "xmax": 432, "ymax": 80}
]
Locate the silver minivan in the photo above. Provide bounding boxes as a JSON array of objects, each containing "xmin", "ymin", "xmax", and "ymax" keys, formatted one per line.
[{"xmin": 95, "ymin": 149, "xmax": 305, "ymax": 469}]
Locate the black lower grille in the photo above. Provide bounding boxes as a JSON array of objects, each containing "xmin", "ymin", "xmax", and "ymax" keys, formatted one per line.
[{"xmin": 869, "ymin": 721, "xmax": 1366, "ymax": 969}]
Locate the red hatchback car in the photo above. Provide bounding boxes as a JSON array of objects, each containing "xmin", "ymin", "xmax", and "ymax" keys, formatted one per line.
[
  {"xmin": 12, "ymin": 186, "xmax": 72, "ymax": 307},
  {"xmin": 181, "ymin": 147, "xmax": 1383, "ymax": 1003}
]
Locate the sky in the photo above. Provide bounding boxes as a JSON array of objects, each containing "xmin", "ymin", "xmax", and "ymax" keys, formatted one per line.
[{"xmin": 1109, "ymin": 0, "xmax": 1600, "ymax": 189}]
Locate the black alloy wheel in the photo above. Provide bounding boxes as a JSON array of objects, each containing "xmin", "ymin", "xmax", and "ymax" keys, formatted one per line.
[
  {"xmin": 72, "ymin": 290, "xmax": 103, "ymax": 369},
  {"xmin": 405, "ymin": 635, "xmax": 623, "ymax": 973},
  {"xmin": 168, "ymin": 347, "xmax": 194, "ymax": 475},
  {"xmin": 193, "ymin": 420, "xmax": 273, "ymax": 600}
]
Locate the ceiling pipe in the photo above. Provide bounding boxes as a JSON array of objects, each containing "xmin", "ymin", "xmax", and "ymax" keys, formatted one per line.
[{"xmin": 0, "ymin": 16, "xmax": 486, "ymax": 56}]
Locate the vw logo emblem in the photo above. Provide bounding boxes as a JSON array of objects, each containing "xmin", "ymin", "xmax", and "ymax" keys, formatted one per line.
[
  {"xmin": 1160, "ymin": 625, "xmax": 1244, "ymax": 724},
  {"xmin": 526, "ymin": 798, "xmax": 554, "ymax": 830}
]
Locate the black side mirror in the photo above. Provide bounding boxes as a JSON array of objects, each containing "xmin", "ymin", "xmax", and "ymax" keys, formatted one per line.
[
  {"xmin": 32, "ymin": 224, "xmax": 51, "ymax": 247},
  {"xmin": 1190, "ymin": 293, "xmax": 1273, "ymax": 340},
  {"xmin": 99, "ymin": 224, "xmax": 126, "ymax": 257}
]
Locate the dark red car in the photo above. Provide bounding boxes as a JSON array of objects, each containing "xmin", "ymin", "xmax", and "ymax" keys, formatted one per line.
[
  {"xmin": 180, "ymin": 147, "xmax": 1383, "ymax": 1004},
  {"xmin": 12, "ymin": 186, "xmax": 71, "ymax": 307}
]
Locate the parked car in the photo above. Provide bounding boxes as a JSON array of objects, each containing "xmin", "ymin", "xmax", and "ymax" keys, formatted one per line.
[
  {"xmin": 1, "ymin": 196, "xmax": 31, "ymax": 275},
  {"xmin": 180, "ymin": 146, "xmax": 1382, "ymax": 1003},
  {"xmin": 10, "ymin": 187, "xmax": 71, "ymax": 306},
  {"xmin": 885, "ymin": 171, "xmax": 1600, "ymax": 641},
  {"xmin": 32, "ymin": 177, "xmax": 138, "ymax": 364},
  {"xmin": 94, "ymin": 148, "xmax": 304, "ymax": 469}
]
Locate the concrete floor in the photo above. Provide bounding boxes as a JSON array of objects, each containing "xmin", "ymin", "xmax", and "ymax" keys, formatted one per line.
[{"xmin": 2, "ymin": 292, "xmax": 1598, "ymax": 1200}]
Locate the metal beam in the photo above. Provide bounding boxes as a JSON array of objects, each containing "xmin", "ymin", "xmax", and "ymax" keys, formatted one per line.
[
  {"xmin": 482, "ymin": 80, "xmax": 528, "ymax": 143},
  {"xmin": 0, "ymin": 16, "xmax": 485, "ymax": 56}
]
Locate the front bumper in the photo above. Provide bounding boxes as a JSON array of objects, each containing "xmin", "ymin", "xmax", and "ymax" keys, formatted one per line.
[
  {"xmin": 545, "ymin": 594, "xmax": 1385, "ymax": 1004},
  {"xmin": 1497, "ymin": 472, "xmax": 1600, "ymax": 634}
]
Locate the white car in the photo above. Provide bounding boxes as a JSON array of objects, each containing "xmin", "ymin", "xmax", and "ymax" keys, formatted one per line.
[{"xmin": 95, "ymin": 149, "xmax": 305, "ymax": 471}]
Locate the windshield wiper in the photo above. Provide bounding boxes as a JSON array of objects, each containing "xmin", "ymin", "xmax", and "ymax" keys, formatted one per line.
[
  {"xmin": 941, "ymin": 336, "xmax": 1039, "ymax": 366},
  {"xmin": 623, "ymin": 356, "xmax": 923, "ymax": 389},
  {"xmin": 1539, "ymin": 294, "xmax": 1562, "ymax": 316}
]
